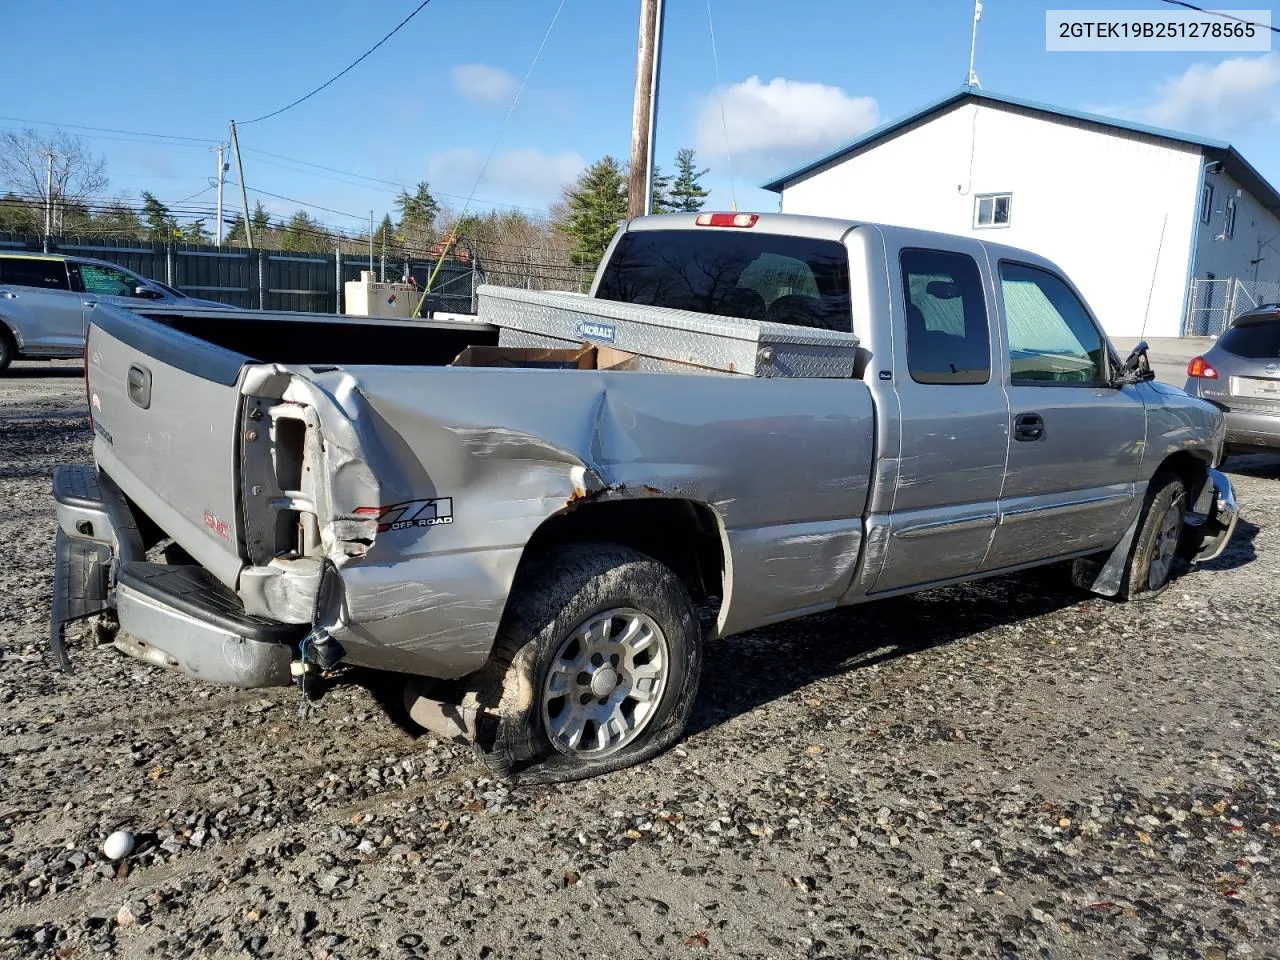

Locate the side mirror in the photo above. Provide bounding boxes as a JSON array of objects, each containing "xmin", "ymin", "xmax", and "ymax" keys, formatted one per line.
[
  {"xmin": 925, "ymin": 280, "xmax": 961, "ymax": 300},
  {"xmin": 135, "ymin": 285, "xmax": 164, "ymax": 300},
  {"xmin": 1115, "ymin": 340, "xmax": 1155, "ymax": 384}
]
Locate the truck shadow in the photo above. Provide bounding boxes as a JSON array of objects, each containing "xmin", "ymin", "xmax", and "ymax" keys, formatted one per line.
[
  {"xmin": 1196, "ymin": 517, "xmax": 1259, "ymax": 573},
  {"xmin": 683, "ymin": 555, "xmax": 1231, "ymax": 739}
]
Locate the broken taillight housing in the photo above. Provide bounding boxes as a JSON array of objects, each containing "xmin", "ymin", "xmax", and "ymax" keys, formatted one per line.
[{"xmin": 1187, "ymin": 356, "xmax": 1218, "ymax": 379}]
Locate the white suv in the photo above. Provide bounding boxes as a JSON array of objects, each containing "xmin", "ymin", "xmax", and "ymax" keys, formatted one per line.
[{"xmin": 0, "ymin": 252, "xmax": 230, "ymax": 372}]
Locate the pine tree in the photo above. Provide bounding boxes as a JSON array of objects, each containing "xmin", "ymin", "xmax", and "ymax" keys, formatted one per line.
[
  {"xmin": 373, "ymin": 213, "xmax": 396, "ymax": 251},
  {"xmin": 250, "ymin": 201, "xmax": 271, "ymax": 237},
  {"xmin": 669, "ymin": 148, "xmax": 710, "ymax": 213},
  {"xmin": 395, "ymin": 182, "xmax": 439, "ymax": 251},
  {"xmin": 225, "ymin": 214, "xmax": 246, "ymax": 243},
  {"xmin": 182, "ymin": 219, "xmax": 210, "ymax": 244},
  {"xmin": 140, "ymin": 191, "xmax": 178, "ymax": 241},
  {"xmin": 283, "ymin": 210, "xmax": 320, "ymax": 252},
  {"xmin": 555, "ymin": 156, "xmax": 628, "ymax": 266},
  {"xmin": 93, "ymin": 202, "xmax": 145, "ymax": 239},
  {"xmin": 651, "ymin": 165, "xmax": 675, "ymax": 214}
]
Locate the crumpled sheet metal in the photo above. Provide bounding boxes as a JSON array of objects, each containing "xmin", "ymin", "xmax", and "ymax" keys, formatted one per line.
[{"xmin": 302, "ymin": 365, "xmax": 877, "ymax": 678}]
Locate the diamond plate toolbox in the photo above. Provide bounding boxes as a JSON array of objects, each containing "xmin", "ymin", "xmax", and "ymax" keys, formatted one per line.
[{"xmin": 475, "ymin": 285, "xmax": 858, "ymax": 378}]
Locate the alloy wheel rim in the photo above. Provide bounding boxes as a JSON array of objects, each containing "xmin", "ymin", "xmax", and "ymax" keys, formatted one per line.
[
  {"xmin": 540, "ymin": 608, "xmax": 670, "ymax": 758},
  {"xmin": 1148, "ymin": 497, "xmax": 1183, "ymax": 590}
]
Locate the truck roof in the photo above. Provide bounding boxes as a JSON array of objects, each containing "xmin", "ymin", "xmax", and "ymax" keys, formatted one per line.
[{"xmin": 622, "ymin": 211, "xmax": 1068, "ymax": 279}]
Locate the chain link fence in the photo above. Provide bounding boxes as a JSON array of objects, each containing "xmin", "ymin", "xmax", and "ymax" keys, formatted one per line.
[{"xmin": 1185, "ymin": 277, "xmax": 1280, "ymax": 336}]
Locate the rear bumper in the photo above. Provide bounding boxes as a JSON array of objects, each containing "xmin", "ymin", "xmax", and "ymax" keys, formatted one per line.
[
  {"xmin": 52, "ymin": 464, "xmax": 300, "ymax": 687},
  {"xmin": 1223, "ymin": 409, "xmax": 1280, "ymax": 452}
]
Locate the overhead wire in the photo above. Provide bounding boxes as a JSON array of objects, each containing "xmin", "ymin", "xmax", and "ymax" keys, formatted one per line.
[
  {"xmin": 0, "ymin": 116, "xmax": 216, "ymax": 143},
  {"xmin": 239, "ymin": 0, "xmax": 435, "ymax": 124},
  {"xmin": 1156, "ymin": 0, "xmax": 1280, "ymax": 32},
  {"xmin": 411, "ymin": 0, "xmax": 568, "ymax": 314},
  {"xmin": 705, "ymin": 0, "xmax": 737, "ymax": 211}
]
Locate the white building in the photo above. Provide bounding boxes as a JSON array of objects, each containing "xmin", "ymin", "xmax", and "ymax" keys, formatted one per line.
[{"xmin": 763, "ymin": 87, "xmax": 1280, "ymax": 338}]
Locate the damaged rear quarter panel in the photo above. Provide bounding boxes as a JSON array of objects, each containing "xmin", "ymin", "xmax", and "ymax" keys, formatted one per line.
[{"xmin": 305, "ymin": 366, "xmax": 876, "ymax": 677}]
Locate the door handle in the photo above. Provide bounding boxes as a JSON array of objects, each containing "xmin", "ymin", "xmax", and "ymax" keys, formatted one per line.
[
  {"xmin": 127, "ymin": 363, "xmax": 152, "ymax": 409},
  {"xmin": 82, "ymin": 298, "xmax": 99, "ymax": 307},
  {"xmin": 1014, "ymin": 412, "xmax": 1045, "ymax": 442},
  {"xmin": 1, "ymin": 290, "xmax": 16, "ymax": 299}
]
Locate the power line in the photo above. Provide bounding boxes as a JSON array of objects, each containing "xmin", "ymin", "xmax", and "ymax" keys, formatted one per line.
[
  {"xmin": 225, "ymin": 180, "xmax": 366, "ymax": 220},
  {"xmin": 0, "ymin": 116, "xmax": 217, "ymax": 143},
  {"xmin": 239, "ymin": 150, "xmax": 555, "ymax": 214},
  {"xmin": 449, "ymin": 0, "xmax": 568, "ymax": 227},
  {"xmin": 239, "ymin": 0, "xmax": 435, "ymax": 124},
  {"xmin": 1157, "ymin": 0, "xmax": 1280, "ymax": 32}
]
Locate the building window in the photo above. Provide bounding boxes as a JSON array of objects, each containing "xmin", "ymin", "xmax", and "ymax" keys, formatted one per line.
[
  {"xmin": 1223, "ymin": 197, "xmax": 1236, "ymax": 239},
  {"xmin": 974, "ymin": 193, "xmax": 1012, "ymax": 228},
  {"xmin": 1200, "ymin": 183, "xmax": 1213, "ymax": 224}
]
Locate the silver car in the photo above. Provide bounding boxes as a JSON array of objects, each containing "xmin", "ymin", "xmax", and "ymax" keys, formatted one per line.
[
  {"xmin": 0, "ymin": 251, "xmax": 230, "ymax": 372},
  {"xmin": 1185, "ymin": 306, "xmax": 1280, "ymax": 455}
]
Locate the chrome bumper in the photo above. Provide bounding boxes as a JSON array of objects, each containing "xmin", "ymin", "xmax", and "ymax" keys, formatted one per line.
[
  {"xmin": 51, "ymin": 463, "xmax": 300, "ymax": 687},
  {"xmin": 1188, "ymin": 468, "xmax": 1239, "ymax": 563}
]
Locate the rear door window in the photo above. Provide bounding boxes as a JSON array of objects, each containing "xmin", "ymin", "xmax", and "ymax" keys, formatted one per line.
[
  {"xmin": 899, "ymin": 248, "xmax": 990, "ymax": 384},
  {"xmin": 1220, "ymin": 318, "xmax": 1280, "ymax": 359},
  {"xmin": 0, "ymin": 257, "xmax": 70, "ymax": 290},
  {"xmin": 596, "ymin": 229, "xmax": 853, "ymax": 332}
]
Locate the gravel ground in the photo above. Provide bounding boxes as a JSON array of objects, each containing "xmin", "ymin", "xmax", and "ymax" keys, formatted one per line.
[{"xmin": 1, "ymin": 360, "xmax": 1278, "ymax": 960}]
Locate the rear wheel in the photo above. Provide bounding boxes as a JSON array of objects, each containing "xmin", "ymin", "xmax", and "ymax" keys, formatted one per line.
[
  {"xmin": 1118, "ymin": 470, "xmax": 1187, "ymax": 601},
  {"xmin": 0, "ymin": 328, "xmax": 15, "ymax": 373},
  {"xmin": 471, "ymin": 543, "xmax": 701, "ymax": 784}
]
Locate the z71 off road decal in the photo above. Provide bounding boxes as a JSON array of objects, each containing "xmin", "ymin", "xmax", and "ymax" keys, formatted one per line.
[{"xmin": 356, "ymin": 498, "xmax": 454, "ymax": 533}]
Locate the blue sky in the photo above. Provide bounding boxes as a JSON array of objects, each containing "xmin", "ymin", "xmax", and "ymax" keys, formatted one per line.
[{"xmin": 4, "ymin": 0, "xmax": 1278, "ymax": 235}]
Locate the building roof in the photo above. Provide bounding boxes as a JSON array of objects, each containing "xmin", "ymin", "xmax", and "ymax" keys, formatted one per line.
[{"xmin": 760, "ymin": 86, "xmax": 1280, "ymax": 215}]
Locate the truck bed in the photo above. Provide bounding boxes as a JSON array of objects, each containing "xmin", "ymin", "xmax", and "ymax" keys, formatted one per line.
[{"xmin": 133, "ymin": 306, "xmax": 498, "ymax": 370}]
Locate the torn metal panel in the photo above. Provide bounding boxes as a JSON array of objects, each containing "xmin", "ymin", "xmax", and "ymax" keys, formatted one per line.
[{"xmin": 318, "ymin": 366, "xmax": 876, "ymax": 658}]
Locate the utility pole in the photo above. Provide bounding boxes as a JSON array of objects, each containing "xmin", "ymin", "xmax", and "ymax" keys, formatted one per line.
[
  {"xmin": 966, "ymin": 0, "xmax": 983, "ymax": 87},
  {"xmin": 215, "ymin": 144, "xmax": 227, "ymax": 247},
  {"xmin": 627, "ymin": 0, "xmax": 664, "ymax": 219},
  {"xmin": 44, "ymin": 152, "xmax": 54, "ymax": 239},
  {"xmin": 229, "ymin": 120, "xmax": 254, "ymax": 249},
  {"xmin": 369, "ymin": 210, "xmax": 374, "ymax": 273}
]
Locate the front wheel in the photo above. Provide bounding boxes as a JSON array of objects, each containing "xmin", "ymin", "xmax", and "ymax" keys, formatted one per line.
[
  {"xmin": 1118, "ymin": 470, "xmax": 1187, "ymax": 601},
  {"xmin": 471, "ymin": 543, "xmax": 702, "ymax": 784}
]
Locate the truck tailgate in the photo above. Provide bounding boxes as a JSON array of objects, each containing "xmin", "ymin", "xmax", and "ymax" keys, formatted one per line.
[{"xmin": 87, "ymin": 304, "xmax": 249, "ymax": 588}]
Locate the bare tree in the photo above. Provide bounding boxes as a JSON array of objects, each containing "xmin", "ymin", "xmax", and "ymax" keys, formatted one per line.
[{"xmin": 0, "ymin": 128, "xmax": 108, "ymax": 233}]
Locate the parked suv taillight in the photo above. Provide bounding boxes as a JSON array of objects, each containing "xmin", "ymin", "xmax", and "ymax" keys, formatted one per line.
[{"xmin": 1187, "ymin": 356, "xmax": 1218, "ymax": 379}]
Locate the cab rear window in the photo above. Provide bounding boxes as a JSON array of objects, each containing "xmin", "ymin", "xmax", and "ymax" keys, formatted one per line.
[
  {"xmin": 1220, "ymin": 317, "xmax": 1280, "ymax": 359},
  {"xmin": 595, "ymin": 229, "xmax": 853, "ymax": 332}
]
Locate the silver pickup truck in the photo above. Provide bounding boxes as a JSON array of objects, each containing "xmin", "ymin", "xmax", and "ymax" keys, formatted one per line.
[{"xmin": 51, "ymin": 213, "xmax": 1238, "ymax": 783}]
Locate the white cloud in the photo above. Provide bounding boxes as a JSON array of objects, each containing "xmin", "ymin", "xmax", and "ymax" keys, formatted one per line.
[
  {"xmin": 696, "ymin": 76, "xmax": 880, "ymax": 177},
  {"xmin": 1106, "ymin": 54, "xmax": 1280, "ymax": 135},
  {"xmin": 426, "ymin": 147, "xmax": 585, "ymax": 207},
  {"xmin": 450, "ymin": 64, "xmax": 518, "ymax": 107}
]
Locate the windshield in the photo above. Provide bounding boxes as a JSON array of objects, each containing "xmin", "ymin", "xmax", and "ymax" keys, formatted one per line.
[
  {"xmin": 596, "ymin": 229, "xmax": 853, "ymax": 332},
  {"xmin": 1220, "ymin": 317, "xmax": 1280, "ymax": 359}
]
